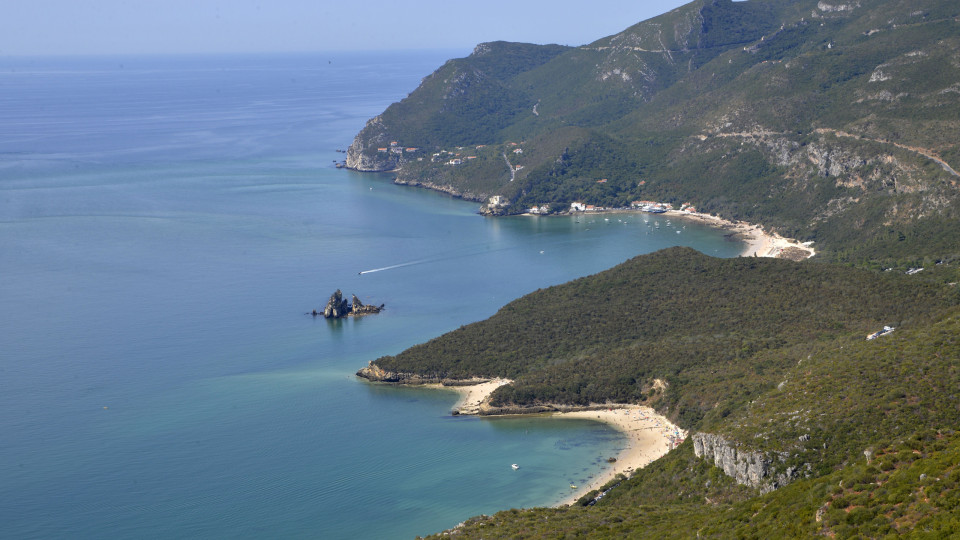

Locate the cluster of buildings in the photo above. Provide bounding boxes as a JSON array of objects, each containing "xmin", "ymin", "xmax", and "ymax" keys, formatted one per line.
[
  {"xmin": 627, "ymin": 201, "xmax": 699, "ymax": 214},
  {"xmin": 376, "ymin": 141, "xmax": 419, "ymax": 155},
  {"xmin": 561, "ymin": 200, "xmax": 699, "ymax": 215},
  {"xmin": 432, "ymin": 146, "xmax": 479, "ymax": 166},
  {"xmin": 569, "ymin": 202, "xmax": 607, "ymax": 212}
]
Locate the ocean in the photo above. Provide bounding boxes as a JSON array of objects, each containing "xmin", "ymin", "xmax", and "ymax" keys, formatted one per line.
[{"xmin": 0, "ymin": 51, "xmax": 744, "ymax": 539}]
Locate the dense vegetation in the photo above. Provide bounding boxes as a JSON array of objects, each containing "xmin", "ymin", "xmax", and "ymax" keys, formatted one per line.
[
  {"xmin": 375, "ymin": 248, "xmax": 954, "ymax": 424},
  {"xmin": 344, "ymin": 0, "xmax": 960, "ymax": 537}
]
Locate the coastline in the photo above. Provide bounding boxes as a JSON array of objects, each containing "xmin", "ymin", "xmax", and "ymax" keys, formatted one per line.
[
  {"xmin": 550, "ymin": 406, "xmax": 685, "ymax": 506},
  {"xmin": 659, "ymin": 209, "xmax": 815, "ymax": 260},
  {"xmin": 524, "ymin": 207, "xmax": 816, "ymax": 261},
  {"xmin": 432, "ymin": 380, "xmax": 685, "ymax": 508},
  {"xmin": 424, "ymin": 378, "xmax": 512, "ymax": 414},
  {"xmin": 348, "ymin": 166, "xmax": 815, "ymax": 261}
]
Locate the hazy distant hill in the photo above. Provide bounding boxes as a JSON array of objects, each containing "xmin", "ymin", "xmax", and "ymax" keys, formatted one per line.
[{"xmin": 347, "ymin": 0, "xmax": 960, "ymax": 266}]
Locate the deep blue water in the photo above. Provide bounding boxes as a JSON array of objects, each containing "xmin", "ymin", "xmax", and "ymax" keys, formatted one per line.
[{"xmin": 0, "ymin": 52, "xmax": 744, "ymax": 539}]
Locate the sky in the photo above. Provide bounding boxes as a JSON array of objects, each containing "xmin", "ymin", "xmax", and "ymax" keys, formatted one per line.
[{"xmin": 3, "ymin": 0, "xmax": 691, "ymax": 56}]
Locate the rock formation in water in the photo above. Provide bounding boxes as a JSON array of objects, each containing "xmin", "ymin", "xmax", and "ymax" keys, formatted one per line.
[
  {"xmin": 322, "ymin": 289, "xmax": 351, "ymax": 318},
  {"xmin": 314, "ymin": 290, "xmax": 384, "ymax": 318},
  {"xmin": 350, "ymin": 294, "xmax": 385, "ymax": 316}
]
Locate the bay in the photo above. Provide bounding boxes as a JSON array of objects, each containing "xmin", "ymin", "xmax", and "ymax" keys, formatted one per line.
[{"xmin": 0, "ymin": 52, "xmax": 744, "ymax": 539}]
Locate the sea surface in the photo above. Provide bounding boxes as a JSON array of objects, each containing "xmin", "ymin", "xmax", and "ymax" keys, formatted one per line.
[{"xmin": 0, "ymin": 52, "xmax": 744, "ymax": 539}]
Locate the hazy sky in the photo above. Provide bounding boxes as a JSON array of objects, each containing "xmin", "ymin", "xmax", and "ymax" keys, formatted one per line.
[{"xmin": 4, "ymin": 0, "xmax": 691, "ymax": 56}]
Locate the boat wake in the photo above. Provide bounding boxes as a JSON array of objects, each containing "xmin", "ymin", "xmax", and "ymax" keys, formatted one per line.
[{"xmin": 358, "ymin": 259, "xmax": 430, "ymax": 275}]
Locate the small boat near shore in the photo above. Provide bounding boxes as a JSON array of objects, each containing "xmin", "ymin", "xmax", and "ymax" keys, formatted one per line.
[{"xmin": 511, "ymin": 463, "xmax": 519, "ymax": 470}]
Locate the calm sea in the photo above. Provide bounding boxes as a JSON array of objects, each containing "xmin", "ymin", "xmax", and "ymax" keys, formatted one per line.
[{"xmin": 0, "ymin": 52, "xmax": 744, "ymax": 539}]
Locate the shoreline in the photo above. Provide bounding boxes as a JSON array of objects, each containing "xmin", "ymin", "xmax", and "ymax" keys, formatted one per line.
[
  {"xmin": 525, "ymin": 207, "xmax": 816, "ymax": 261},
  {"xmin": 431, "ymin": 380, "xmax": 685, "ymax": 508},
  {"xmin": 424, "ymin": 378, "xmax": 512, "ymax": 414},
  {"xmin": 659, "ymin": 209, "xmax": 815, "ymax": 260},
  {"xmin": 348, "ymin": 167, "xmax": 815, "ymax": 260},
  {"xmin": 550, "ymin": 406, "xmax": 685, "ymax": 506}
]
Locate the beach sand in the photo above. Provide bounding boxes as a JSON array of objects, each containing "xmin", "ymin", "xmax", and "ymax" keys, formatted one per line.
[
  {"xmin": 661, "ymin": 209, "xmax": 815, "ymax": 260},
  {"xmin": 427, "ymin": 378, "xmax": 513, "ymax": 415},
  {"xmin": 530, "ymin": 207, "xmax": 816, "ymax": 260},
  {"xmin": 552, "ymin": 406, "xmax": 685, "ymax": 506},
  {"xmin": 436, "ymin": 380, "xmax": 686, "ymax": 508}
]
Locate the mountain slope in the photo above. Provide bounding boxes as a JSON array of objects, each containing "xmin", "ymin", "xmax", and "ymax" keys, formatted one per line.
[{"xmin": 346, "ymin": 0, "xmax": 960, "ymax": 265}]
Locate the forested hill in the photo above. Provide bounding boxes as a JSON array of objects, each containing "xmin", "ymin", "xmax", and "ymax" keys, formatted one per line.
[
  {"xmin": 368, "ymin": 247, "xmax": 956, "ymax": 426},
  {"xmin": 347, "ymin": 0, "xmax": 960, "ymax": 266}
]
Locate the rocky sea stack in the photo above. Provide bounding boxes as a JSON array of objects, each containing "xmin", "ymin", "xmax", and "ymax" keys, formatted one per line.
[{"xmin": 314, "ymin": 289, "xmax": 384, "ymax": 318}]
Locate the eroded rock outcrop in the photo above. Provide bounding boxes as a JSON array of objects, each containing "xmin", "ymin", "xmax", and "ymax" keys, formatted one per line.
[
  {"xmin": 350, "ymin": 295, "xmax": 385, "ymax": 316},
  {"xmin": 692, "ymin": 432, "xmax": 798, "ymax": 494},
  {"xmin": 344, "ymin": 116, "xmax": 399, "ymax": 172},
  {"xmin": 315, "ymin": 290, "xmax": 383, "ymax": 318},
  {"xmin": 322, "ymin": 289, "xmax": 351, "ymax": 318},
  {"xmin": 355, "ymin": 362, "xmax": 488, "ymax": 386}
]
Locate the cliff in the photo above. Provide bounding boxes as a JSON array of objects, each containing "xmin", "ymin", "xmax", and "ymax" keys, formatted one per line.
[
  {"xmin": 691, "ymin": 432, "xmax": 800, "ymax": 494},
  {"xmin": 345, "ymin": 116, "xmax": 399, "ymax": 172}
]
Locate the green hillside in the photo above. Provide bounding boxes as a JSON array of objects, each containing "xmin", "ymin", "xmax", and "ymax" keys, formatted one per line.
[
  {"xmin": 371, "ymin": 248, "xmax": 954, "ymax": 425},
  {"xmin": 347, "ymin": 0, "xmax": 960, "ymax": 266}
]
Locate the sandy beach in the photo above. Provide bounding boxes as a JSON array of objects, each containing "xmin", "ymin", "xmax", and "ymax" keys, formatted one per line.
[
  {"xmin": 551, "ymin": 406, "xmax": 685, "ymax": 506},
  {"xmin": 660, "ymin": 209, "xmax": 815, "ymax": 260},
  {"xmin": 434, "ymin": 379, "xmax": 686, "ymax": 508},
  {"xmin": 437, "ymin": 378, "xmax": 513, "ymax": 414},
  {"xmin": 530, "ymin": 207, "xmax": 816, "ymax": 260}
]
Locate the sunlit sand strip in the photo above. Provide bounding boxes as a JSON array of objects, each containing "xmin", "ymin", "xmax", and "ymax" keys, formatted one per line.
[
  {"xmin": 661, "ymin": 209, "xmax": 815, "ymax": 260},
  {"xmin": 552, "ymin": 406, "xmax": 685, "ymax": 507},
  {"xmin": 432, "ymin": 378, "xmax": 686, "ymax": 508},
  {"xmin": 425, "ymin": 378, "xmax": 513, "ymax": 414}
]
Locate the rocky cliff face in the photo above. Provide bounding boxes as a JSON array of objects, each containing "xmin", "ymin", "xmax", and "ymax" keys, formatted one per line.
[
  {"xmin": 692, "ymin": 432, "xmax": 799, "ymax": 494},
  {"xmin": 345, "ymin": 116, "xmax": 400, "ymax": 172}
]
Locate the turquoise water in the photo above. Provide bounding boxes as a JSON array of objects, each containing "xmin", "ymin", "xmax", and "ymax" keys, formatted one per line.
[{"xmin": 0, "ymin": 52, "xmax": 744, "ymax": 539}]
